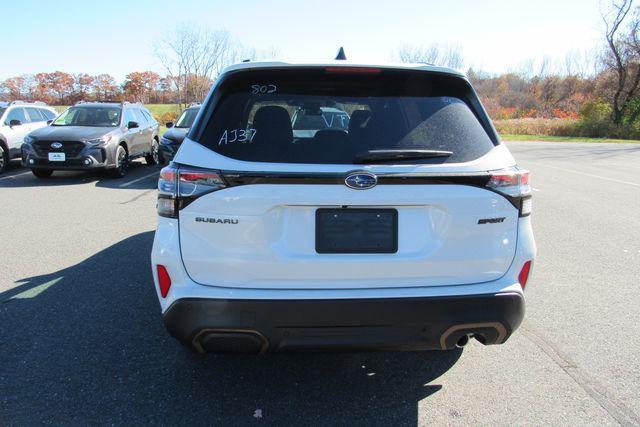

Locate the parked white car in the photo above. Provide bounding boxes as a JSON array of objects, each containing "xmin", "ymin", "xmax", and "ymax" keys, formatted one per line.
[
  {"xmin": 152, "ymin": 60, "xmax": 536, "ymax": 354},
  {"xmin": 0, "ymin": 101, "xmax": 58, "ymax": 174}
]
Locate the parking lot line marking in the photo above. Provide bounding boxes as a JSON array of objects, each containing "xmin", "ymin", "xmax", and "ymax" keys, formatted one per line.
[
  {"xmin": 537, "ymin": 164, "xmax": 640, "ymax": 188},
  {"xmin": 522, "ymin": 326, "xmax": 640, "ymax": 426},
  {"xmin": 532, "ymin": 188, "xmax": 541, "ymax": 192},
  {"xmin": 0, "ymin": 171, "xmax": 31, "ymax": 182},
  {"xmin": 7, "ymin": 277, "xmax": 62, "ymax": 301},
  {"xmin": 119, "ymin": 171, "xmax": 159, "ymax": 188}
]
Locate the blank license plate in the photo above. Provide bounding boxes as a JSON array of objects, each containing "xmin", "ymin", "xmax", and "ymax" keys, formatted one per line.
[
  {"xmin": 48, "ymin": 152, "xmax": 65, "ymax": 162},
  {"xmin": 316, "ymin": 208, "xmax": 398, "ymax": 254}
]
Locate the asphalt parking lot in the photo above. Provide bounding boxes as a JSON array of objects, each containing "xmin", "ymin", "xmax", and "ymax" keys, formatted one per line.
[{"xmin": 1, "ymin": 141, "xmax": 639, "ymax": 425}]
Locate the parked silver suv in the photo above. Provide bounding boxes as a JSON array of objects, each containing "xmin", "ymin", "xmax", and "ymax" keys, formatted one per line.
[
  {"xmin": 22, "ymin": 101, "xmax": 161, "ymax": 178},
  {"xmin": 0, "ymin": 101, "xmax": 58, "ymax": 174}
]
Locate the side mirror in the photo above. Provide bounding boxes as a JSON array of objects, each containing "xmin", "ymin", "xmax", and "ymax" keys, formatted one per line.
[
  {"xmin": 9, "ymin": 119, "xmax": 22, "ymax": 127},
  {"xmin": 166, "ymin": 122, "xmax": 174, "ymax": 128},
  {"xmin": 46, "ymin": 120, "xmax": 53, "ymax": 125},
  {"xmin": 127, "ymin": 121, "xmax": 139, "ymax": 129}
]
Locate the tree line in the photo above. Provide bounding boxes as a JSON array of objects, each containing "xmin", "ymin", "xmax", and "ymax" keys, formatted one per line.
[
  {"xmin": 1, "ymin": 0, "xmax": 639, "ymax": 139},
  {"xmin": 0, "ymin": 71, "xmax": 178, "ymax": 105},
  {"xmin": 394, "ymin": 0, "xmax": 640, "ymax": 138}
]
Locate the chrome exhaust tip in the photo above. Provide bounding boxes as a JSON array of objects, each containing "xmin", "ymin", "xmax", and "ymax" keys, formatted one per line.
[{"xmin": 455, "ymin": 334, "xmax": 470, "ymax": 348}]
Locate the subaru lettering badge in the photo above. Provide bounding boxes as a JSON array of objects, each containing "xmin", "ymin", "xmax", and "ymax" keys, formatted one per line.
[
  {"xmin": 51, "ymin": 142, "xmax": 63, "ymax": 149},
  {"xmin": 345, "ymin": 171, "xmax": 377, "ymax": 190}
]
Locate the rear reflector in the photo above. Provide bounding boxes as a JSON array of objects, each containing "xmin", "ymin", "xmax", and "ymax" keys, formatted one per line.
[
  {"xmin": 157, "ymin": 265, "xmax": 172, "ymax": 298},
  {"xmin": 521, "ymin": 197, "xmax": 532, "ymax": 216},
  {"xmin": 518, "ymin": 261, "xmax": 532, "ymax": 289}
]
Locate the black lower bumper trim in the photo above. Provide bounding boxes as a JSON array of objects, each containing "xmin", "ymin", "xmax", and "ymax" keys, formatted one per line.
[
  {"xmin": 163, "ymin": 292, "xmax": 525, "ymax": 353},
  {"xmin": 23, "ymin": 158, "xmax": 109, "ymax": 170}
]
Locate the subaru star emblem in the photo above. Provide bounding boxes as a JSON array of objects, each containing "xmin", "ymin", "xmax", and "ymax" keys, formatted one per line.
[
  {"xmin": 345, "ymin": 171, "xmax": 377, "ymax": 190},
  {"xmin": 51, "ymin": 142, "xmax": 63, "ymax": 149}
]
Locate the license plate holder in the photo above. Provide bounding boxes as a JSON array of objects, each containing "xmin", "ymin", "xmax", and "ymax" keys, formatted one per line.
[
  {"xmin": 48, "ymin": 152, "xmax": 66, "ymax": 162},
  {"xmin": 316, "ymin": 208, "xmax": 398, "ymax": 254}
]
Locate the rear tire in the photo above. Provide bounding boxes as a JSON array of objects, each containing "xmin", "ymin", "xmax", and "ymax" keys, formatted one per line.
[
  {"xmin": 32, "ymin": 168, "xmax": 53, "ymax": 178},
  {"xmin": 108, "ymin": 145, "xmax": 129, "ymax": 178},
  {"xmin": 145, "ymin": 139, "xmax": 160, "ymax": 166},
  {"xmin": 0, "ymin": 144, "xmax": 7, "ymax": 175}
]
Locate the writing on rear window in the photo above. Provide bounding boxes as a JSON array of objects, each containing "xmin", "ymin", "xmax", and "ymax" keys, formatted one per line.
[
  {"xmin": 219, "ymin": 128, "xmax": 257, "ymax": 145},
  {"xmin": 251, "ymin": 84, "xmax": 277, "ymax": 94},
  {"xmin": 197, "ymin": 69, "xmax": 496, "ymax": 164}
]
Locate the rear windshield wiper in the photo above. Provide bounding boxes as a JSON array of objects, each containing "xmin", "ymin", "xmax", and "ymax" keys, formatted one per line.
[{"xmin": 353, "ymin": 149, "xmax": 453, "ymax": 164}]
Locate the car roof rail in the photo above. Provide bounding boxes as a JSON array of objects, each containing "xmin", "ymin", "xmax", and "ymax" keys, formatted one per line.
[
  {"xmin": 188, "ymin": 102, "xmax": 201, "ymax": 108},
  {"xmin": 9, "ymin": 100, "xmax": 48, "ymax": 106}
]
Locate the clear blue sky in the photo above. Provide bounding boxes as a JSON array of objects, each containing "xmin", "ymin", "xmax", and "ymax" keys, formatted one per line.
[{"xmin": 0, "ymin": 0, "xmax": 605, "ymax": 81}]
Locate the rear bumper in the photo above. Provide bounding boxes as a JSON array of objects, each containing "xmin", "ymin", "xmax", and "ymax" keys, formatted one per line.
[{"xmin": 163, "ymin": 292, "xmax": 524, "ymax": 353}]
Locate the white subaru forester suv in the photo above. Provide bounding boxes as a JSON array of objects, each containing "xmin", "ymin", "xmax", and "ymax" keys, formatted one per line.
[
  {"xmin": 152, "ymin": 61, "xmax": 536, "ymax": 354},
  {"xmin": 0, "ymin": 101, "xmax": 58, "ymax": 174}
]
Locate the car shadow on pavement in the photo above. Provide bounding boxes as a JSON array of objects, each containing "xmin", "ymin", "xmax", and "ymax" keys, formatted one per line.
[
  {"xmin": 0, "ymin": 231, "xmax": 462, "ymax": 425},
  {"xmin": 0, "ymin": 160, "xmax": 160, "ymax": 190}
]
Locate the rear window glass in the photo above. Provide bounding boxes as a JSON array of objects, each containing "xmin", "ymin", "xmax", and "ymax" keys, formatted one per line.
[
  {"xmin": 175, "ymin": 108, "xmax": 199, "ymax": 128},
  {"xmin": 41, "ymin": 109, "xmax": 57, "ymax": 120},
  {"xmin": 25, "ymin": 107, "xmax": 45, "ymax": 122},
  {"xmin": 195, "ymin": 68, "xmax": 495, "ymax": 164}
]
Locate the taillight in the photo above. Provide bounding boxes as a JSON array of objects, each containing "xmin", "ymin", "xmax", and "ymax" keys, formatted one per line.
[
  {"xmin": 486, "ymin": 167, "xmax": 532, "ymax": 217},
  {"xmin": 156, "ymin": 264, "xmax": 172, "ymax": 298},
  {"xmin": 157, "ymin": 164, "xmax": 226, "ymax": 218},
  {"xmin": 518, "ymin": 261, "xmax": 532, "ymax": 290}
]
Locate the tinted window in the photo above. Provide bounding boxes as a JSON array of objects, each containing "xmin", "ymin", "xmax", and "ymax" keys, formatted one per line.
[
  {"xmin": 5, "ymin": 108, "xmax": 28, "ymax": 125},
  {"xmin": 25, "ymin": 107, "xmax": 45, "ymax": 123},
  {"xmin": 40, "ymin": 109, "xmax": 57, "ymax": 120},
  {"xmin": 53, "ymin": 107, "xmax": 121, "ymax": 127},
  {"xmin": 175, "ymin": 108, "xmax": 199, "ymax": 128},
  {"xmin": 196, "ymin": 69, "xmax": 496, "ymax": 164},
  {"xmin": 141, "ymin": 109, "xmax": 155, "ymax": 124},
  {"xmin": 135, "ymin": 109, "xmax": 148, "ymax": 125},
  {"xmin": 123, "ymin": 109, "xmax": 137, "ymax": 126}
]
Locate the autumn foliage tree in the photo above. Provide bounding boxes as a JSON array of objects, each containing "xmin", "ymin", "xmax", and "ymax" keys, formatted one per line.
[
  {"xmin": 92, "ymin": 74, "xmax": 120, "ymax": 101},
  {"xmin": 1, "ymin": 76, "xmax": 27, "ymax": 100},
  {"xmin": 74, "ymin": 73, "xmax": 95, "ymax": 102},
  {"xmin": 33, "ymin": 71, "xmax": 75, "ymax": 104},
  {"xmin": 122, "ymin": 71, "xmax": 160, "ymax": 103}
]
